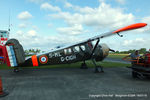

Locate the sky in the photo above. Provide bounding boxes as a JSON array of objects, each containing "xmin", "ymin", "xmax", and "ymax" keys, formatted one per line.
[{"xmin": 0, "ymin": 0, "xmax": 150, "ymax": 51}]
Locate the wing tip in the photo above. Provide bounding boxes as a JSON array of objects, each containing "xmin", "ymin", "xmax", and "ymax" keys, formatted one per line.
[{"xmin": 113, "ymin": 23, "xmax": 147, "ymax": 33}]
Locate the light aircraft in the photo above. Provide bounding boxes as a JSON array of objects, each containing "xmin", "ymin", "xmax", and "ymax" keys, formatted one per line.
[{"xmin": 0, "ymin": 23, "xmax": 147, "ymax": 72}]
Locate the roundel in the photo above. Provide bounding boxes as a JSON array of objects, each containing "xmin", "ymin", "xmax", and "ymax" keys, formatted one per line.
[{"xmin": 39, "ymin": 55, "xmax": 48, "ymax": 64}]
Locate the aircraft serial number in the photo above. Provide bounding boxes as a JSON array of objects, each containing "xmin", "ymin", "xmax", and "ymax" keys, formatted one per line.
[
  {"xmin": 61, "ymin": 55, "xmax": 76, "ymax": 62},
  {"xmin": 49, "ymin": 52, "xmax": 62, "ymax": 58}
]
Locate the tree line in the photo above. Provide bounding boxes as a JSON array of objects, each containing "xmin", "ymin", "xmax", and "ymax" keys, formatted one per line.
[
  {"xmin": 24, "ymin": 49, "xmax": 42, "ymax": 56},
  {"xmin": 114, "ymin": 48, "xmax": 147, "ymax": 54}
]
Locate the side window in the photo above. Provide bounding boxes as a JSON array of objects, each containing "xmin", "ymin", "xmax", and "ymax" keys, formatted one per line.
[
  {"xmin": 68, "ymin": 48, "xmax": 72, "ymax": 54},
  {"xmin": 80, "ymin": 45, "xmax": 86, "ymax": 51},
  {"xmin": 64, "ymin": 49, "xmax": 67, "ymax": 54},
  {"xmin": 64, "ymin": 48, "xmax": 72, "ymax": 54},
  {"xmin": 73, "ymin": 46, "xmax": 80, "ymax": 52}
]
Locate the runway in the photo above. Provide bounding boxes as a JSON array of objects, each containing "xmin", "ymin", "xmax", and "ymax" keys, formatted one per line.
[
  {"xmin": 0, "ymin": 67, "xmax": 150, "ymax": 100},
  {"xmin": 104, "ymin": 58, "xmax": 130, "ymax": 64}
]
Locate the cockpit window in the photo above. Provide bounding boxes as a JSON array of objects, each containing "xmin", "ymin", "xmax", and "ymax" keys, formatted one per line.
[
  {"xmin": 64, "ymin": 49, "xmax": 67, "ymax": 54},
  {"xmin": 73, "ymin": 46, "xmax": 80, "ymax": 52},
  {"xmin": 68, "ymin": 48, "xmax": 72, "ymax": 53},
  {"xmin": 64, "ymin": 48, "xmax": 72, "ymax": 54},
  {"xmin": 80, "ymin": 45, "xmax": 86, "ymax": 51}
]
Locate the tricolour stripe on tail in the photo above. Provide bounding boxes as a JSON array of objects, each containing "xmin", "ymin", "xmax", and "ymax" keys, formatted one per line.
[{"xmin": 6, "ymin": 46, "xmax": 18, "ymax": 67}]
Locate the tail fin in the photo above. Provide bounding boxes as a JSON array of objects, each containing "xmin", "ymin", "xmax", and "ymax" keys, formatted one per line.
[{"xmin": 5, "ymin": 39, "xmax": 25, "ymax": 67}]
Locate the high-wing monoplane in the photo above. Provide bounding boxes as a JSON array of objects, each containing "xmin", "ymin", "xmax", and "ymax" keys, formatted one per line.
[{"xmin": 0, "ymin": 23, "xmax": 147, "ymax": 72}]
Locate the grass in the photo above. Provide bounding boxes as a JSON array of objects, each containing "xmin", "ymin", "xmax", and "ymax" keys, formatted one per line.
[
  {"xmin": 0, "ymin": 61, "xmax": 131, "ymax": 70},
  {"xmin": 0, "ymin": 64, "xmax": 13, "ymax": 69},
  {"xmin": 108, "ymin": 53, "xmax": 129, "ymax": 59}
]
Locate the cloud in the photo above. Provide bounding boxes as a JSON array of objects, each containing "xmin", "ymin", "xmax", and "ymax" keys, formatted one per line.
[
  {"xmin": 40, "ymin": 2, "xmax": 61, "ymax": 12},
  {"xmin": 122, "ymin": 38, "xmax": 150, "ymax": 50},
  {"xmin": 18, "ymin": 23, "xmax": 27, "ymax": 28},
  {"xmin": 132, "ymin": 16, "xmax": 150, "ymax": 33},
  {"xmin": 27, "ymin": 0, "xmax": 43, "ymax": 4},
  {"xmin": 99, "ymin": 0, "xmax": 106, "ymax": 3},
  {"xmin": 14, "ymin": 1, "xmax": 147, "ymax": 51},
  {"xmin": 115, "ymin": 0, "xmax": 126, "ymax": 5},
  {"xmin": 32, "ymin": 25, "xmax": 39, "ymax": 30},
  {"xmin": 27, "ymin": 30, "xmax": 37, "ymax": 37},
  {"xmin": 18, "ymin": 11, "xmax": 33, "ymax": 20},
  {"xmin": 48, "ymin": 23, "xmax": 53, "ymax": 28},
  {"xmin": 16, "ymin": 30, "xmax": 24, "ymax": 35},
  {"xmin": 50, "ymin": 2, "xmax": 134, "ymax": 31},
  {"xmin": 11, "ymin": 30, "xmax": 83, "ymax": 51},
  {"xmin": 57, "ymin": 24, "xmax": 85, "ymax": 35},
  {"xmin": 141, "ymin": 16, "xmax": 150, "ymax": 33},
  {"xmin": 64, "ymin": 2, "xmax": 73, "ymax": 8}
]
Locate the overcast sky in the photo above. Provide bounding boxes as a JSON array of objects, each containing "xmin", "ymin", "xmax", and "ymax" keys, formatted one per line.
[{"xmin": 0, "ymin": 0, "xmax": 150, "ymax": 51}]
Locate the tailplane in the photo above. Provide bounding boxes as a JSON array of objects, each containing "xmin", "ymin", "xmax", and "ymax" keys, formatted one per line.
[{"xmin": 5, "ymin": 39, "xmax": 25, "ymax": 67}]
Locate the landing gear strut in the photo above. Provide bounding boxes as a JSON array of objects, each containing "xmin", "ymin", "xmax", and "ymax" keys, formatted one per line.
[
  {"xmin": 92, "ymin": 59, "xmax": 104, "ymax": 73},
  {"xmin": 13, "ymin": 67, "xmax": 19, "ymax": 73},
  {"xmin": 80, "ymin": 61, "xmax": 88, "ymax": 69}
]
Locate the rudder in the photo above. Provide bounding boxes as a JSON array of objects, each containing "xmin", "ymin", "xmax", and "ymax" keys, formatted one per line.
[{"xmin": 5, "ymin": 39, "xmax": 25, "ymax": 67}]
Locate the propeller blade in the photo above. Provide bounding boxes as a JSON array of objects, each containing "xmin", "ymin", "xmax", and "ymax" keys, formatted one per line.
[{"xmin": 113, "ymin": 23, "xmax": 147, "ymax": 33}]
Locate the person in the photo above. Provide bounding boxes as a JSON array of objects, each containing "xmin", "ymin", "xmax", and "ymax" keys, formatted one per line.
[
  {"xmin": 143, "ymin": 49, "xmax": 150, "ymax": 67},
  {"xmin": 122, "ymin": 50, "xmax": 140, "ymax": 65}
]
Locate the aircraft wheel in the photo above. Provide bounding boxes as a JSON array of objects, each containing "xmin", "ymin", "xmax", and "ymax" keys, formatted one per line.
[
  {"xmin": 13, "ymin": 67, "xmax": 19, "ymax": 73},
  {"xmin": 80, "ymin": 63, "xmax": 88, "ymax": 69}
]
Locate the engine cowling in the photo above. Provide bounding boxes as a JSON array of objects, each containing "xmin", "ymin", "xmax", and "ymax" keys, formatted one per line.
[{"xmin": 94, "ymin": 43, "xmax": 110, "ymax": 61}]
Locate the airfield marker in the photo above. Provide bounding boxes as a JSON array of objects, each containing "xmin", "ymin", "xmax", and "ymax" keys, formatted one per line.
[{"xmin": 0, "ymin": 76, "xmax": 9, "ymax": 97}]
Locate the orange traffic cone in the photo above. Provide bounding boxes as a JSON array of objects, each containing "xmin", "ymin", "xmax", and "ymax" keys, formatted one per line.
[{"xmin": 0, "ymin": 76, "xmax": 8, "ymax": 97}]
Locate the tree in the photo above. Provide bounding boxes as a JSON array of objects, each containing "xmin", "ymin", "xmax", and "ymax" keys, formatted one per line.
[
  {"xmin": 115, "ymin": 51, "xmax": 119, "ymax": 53},
  {"xmin": 139, "ymin": 48, "xmax": 146, "ymax": 54},
  {"xmin": 24, "ymin": 48, "xmax": 41, "ymax": 57}
]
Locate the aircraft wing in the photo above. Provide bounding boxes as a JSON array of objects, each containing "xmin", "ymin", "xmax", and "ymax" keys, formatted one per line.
[{"xmin": 52, "ymin": 23, "xmax": 147, "ymax": 51}]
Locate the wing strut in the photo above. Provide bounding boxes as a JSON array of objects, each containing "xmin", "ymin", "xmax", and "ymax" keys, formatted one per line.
[
  {"xmin": 117, "ymin": 33, "xmax": 123, "ymax": 37},
  {"xmin": 90, "ymin": 39, "xmax": 100, "ymax": 58}
]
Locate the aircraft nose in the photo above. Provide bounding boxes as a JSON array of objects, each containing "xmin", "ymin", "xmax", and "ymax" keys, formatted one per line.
[{"xmin": 100, "ymin": 43, "xmax": 110, "ymax": 58}]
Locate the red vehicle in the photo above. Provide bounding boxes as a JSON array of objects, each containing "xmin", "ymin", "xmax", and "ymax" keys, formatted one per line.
[{"xmin": 127, "ymin": 53, "xmax": 150, "ymax": 78}]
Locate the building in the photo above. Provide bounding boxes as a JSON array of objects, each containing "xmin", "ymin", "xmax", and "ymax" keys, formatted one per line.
[{"xmin": 0, "ymin": 30, "xmax": 9, "ymax": 64}]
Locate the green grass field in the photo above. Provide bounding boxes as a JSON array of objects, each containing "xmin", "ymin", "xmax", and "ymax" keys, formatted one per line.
[
  {"xmin": 0, "ymin": 61, "xmax": 130, "ymax": 70},
  {"xmin": 108, "ymin": 54, "xmax": 129, "ymax": 59}
]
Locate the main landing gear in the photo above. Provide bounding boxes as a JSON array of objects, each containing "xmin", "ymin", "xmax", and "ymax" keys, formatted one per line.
[
  {"xmin": 92, "ymin": 59, "xmax": 104, "ymax": 73},
  {"xmin": 80, "ymin": 61, "xmax": 88, "ymax": 69},
  {"xmin": 13, "ymin": 67, "xmax": 19, "ymax": 73},
  {"xmin": 80, "ymin": 60, "xmax": 104, "ymax": 73}
]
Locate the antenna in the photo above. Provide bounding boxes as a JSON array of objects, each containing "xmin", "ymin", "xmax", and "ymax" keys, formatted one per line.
[
  {"xmin": 8, "ymin": 9, "xmax": 10, "ymax": 32},
  {"xmin": 7, "ymin": 9, "xmax": 11, "ymax": 39}
]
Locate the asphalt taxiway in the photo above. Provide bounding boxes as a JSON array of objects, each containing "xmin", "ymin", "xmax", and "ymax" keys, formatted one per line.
[{"xmin": 0, "ymin": 67, "xmax": 150, "ymax": 100}]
